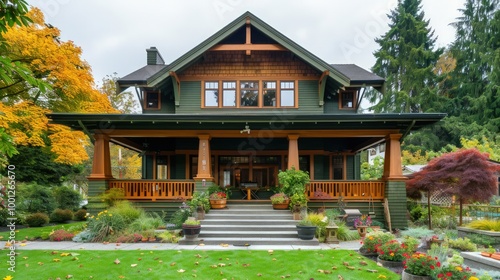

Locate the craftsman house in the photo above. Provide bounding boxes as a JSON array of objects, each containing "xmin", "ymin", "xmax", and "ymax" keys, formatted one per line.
[{"xmin": 49, "ymin": 12, "xmax": 445, "ymax": 229}]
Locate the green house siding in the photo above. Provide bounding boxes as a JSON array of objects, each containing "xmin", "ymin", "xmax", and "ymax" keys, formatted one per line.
[
  {"xmin": 313, "ymin": 155, "xmax": 329, "ymax": 180},
  {"xmin": 385, "ymin": 181, "xmax": 408, "ymax": 229},
  {"xmin": 297, "ymin": 80, "xmax": 322, "ymax": 113},
  {"xmin": 171, "ymin": 154, "xmax": 186, "ymax": 179},
  {"xmin": 346, "ymin": 155, "xmax": 354, "ymax": 180},
  {"xmin": 176, "ymin": 81, "xmax": 202, "ymax": 113},
  {"xmin": 142, "ymin": 155, "xmax": 154, "ymax": 179}
]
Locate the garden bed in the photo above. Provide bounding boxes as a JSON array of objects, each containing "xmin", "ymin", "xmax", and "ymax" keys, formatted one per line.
[{"xmin": 457, "ymin": 227, "xmax": 500, "ymax": 245}]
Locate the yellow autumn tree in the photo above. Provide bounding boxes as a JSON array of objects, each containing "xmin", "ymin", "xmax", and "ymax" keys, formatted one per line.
[{"xmin": 1, "ymin": 7, "xmax": 118, "ymax": 166}]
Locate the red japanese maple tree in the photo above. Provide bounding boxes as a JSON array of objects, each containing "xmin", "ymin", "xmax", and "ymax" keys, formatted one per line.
[{"xmin": 406, "ymin": 149, "xmax": 500, "ymax": 227}]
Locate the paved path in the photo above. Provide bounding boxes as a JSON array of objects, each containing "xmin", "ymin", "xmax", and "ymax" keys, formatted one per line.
[{"xmin": 2, "ymin": 240, "xmax": 362, "ymax": 251}]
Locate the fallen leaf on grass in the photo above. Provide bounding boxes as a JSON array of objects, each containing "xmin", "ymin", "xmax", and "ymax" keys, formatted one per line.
[
  {"xmin": 19, "ymin": 243, "xmax": 27, "ymax": 247},
  {"xmin": 130, "ymin": 264, "xmax": 137, "ymax": 267},
  {"xmin": 53, "ymin": 259, "xmax": 61, "ymax": 262},
  {"xmin": 377, "ymin": 275, "xmax": 387, "ymax": 279},
  {"xmin": 113, "ymin": 259, "xmax": 120, "ymax": 265},
  {"xmin": 60, "ymin": 253, "xmax": 70, "ymax": 257},
  {"xmin": 177, "ymin": 269, "xmax": 185, "ymax": 273},
  {"xmin": 242, "ymin": 264, "xmax": 250, "ymax": 267},
  {"xmin": 359, "ymin": 261, "xmax": 368, "ymax": 266},
  {"xmin": 366, "ymin": 269, "xmax": 378, "ymax": 273},
  {"xmin": 37, "ymin": 262, "xmax": 44, "ymax": 266},
  {"xmin": 65, "ymin": 275, "xmax": 73, "ymax": 279},
  {"xmin": 23, "ymin": 256, "xmax": 28, "ymax": 260},
  {"xmin": 170, "ymin": 262, "xmax": 176, "ymax": 266},
  {"xmin": 338, "ymin": 275, "xmax": 344, "ymax": 280}
]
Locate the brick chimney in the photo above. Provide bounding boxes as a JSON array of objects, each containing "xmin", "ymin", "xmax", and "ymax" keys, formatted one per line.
[{"xmin": 146, "ymin": 46, "xmax": 165, "ymax": 65}]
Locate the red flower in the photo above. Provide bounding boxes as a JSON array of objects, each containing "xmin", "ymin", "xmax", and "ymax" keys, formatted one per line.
[
  {"xmin": 430, "ymin": 265, "xmax": 435, "ymax": 270},
  {"xmin": 446, "ymin": 272, "xmax": 452, "ymax": 277},
  {"xmin": 438, "ymin": 273, "xmax": 444, "ymax": 278}
]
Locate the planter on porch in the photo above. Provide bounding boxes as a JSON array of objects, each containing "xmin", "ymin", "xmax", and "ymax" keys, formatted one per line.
[
  {"xmin": 209, "ymin": 199, "xmax": 227, "ymax": 209},
  {"xmin": 270, "ymin": 193, "xmax": 290, "ymax": 210},
  {"xmin": 296, "ymin": 225, "xmax": 317, "ymax": 240}
]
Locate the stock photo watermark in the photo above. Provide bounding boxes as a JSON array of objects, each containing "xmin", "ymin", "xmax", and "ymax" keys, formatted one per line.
[{"xmin": 2, "ymin": 165, "xmax": 17, "ymax": 273}]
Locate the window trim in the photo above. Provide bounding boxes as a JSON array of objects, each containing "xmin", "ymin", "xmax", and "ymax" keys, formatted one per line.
[
  {"xmin": 202, "ymin": 79, "xmax": 297, "ymax": 109},
  {"xmin": 338, "ymin": 89, "xmax": 357, "ymax": 110},
  {"xmin": 144, "ymin": 90, "xmax": 161, "ymax": 110}
]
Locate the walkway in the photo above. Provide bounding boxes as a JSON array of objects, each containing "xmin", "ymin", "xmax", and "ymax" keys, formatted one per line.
[{"xmin": 2, "ymin": 240, "xmax": 362, "ymax": 251}]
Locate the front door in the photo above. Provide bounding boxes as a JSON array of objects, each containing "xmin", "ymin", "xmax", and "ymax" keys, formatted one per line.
[{"xmin": 218, "ymin": 156, "xmax": 280, "ymax": 189}]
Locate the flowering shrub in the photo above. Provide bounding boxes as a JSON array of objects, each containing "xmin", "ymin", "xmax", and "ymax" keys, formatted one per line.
[
  {"xmin": 359, "ymin": 231, "xmax": 395, "ymax": 253},
  {"xmin": 354, "ymin": 214, "xmax": 372, "ymax": 227},
  {"xmin": 209, "ymin": 192, "xmax": 227, "ymax": 199},
  {"xmin": 49, "ymin": 229, "xmax": 75, "ymax": 241},
  {"xmin": 403, "ymin": 252, "xmax": 439, "ymax": 276},
  {"xmin": 377, "ymin": 239, "xmax": 407, "ymax": 262},
  {"xmin": 270, "ymin": 193, "xmax": 289, "ymax": 204},
  {"xmin": 433, "ymin": 264, "xmax": 474, "ymax": 280}
]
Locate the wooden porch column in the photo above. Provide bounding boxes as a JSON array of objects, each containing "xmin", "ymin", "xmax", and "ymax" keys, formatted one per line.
[
  {"xmin": 195, "ymin": 135, "xmax": 213, "ymax": 180},
  {"xmin": 287, "ymin": 134, "xmax": 300, "ymax": 170},
  {"xmin": 382, "ymin": 134, "xmax": 407, "ymax": 180},
  {"xmin": 88, "ymin": 134, "xmax": 113, "ymax": 180}
]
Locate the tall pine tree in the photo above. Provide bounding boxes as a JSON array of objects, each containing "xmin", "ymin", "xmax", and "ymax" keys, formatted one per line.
[
  {"xmin": 368, "ymin": 0, "xmax": 443, "ymax": 113},
  {"xmin": 445, "ymin": 0, "xmax": 499, "ymax": 142}
]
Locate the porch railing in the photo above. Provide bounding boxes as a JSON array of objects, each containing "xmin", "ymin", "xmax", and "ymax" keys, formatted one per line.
[
  {"xmin": 306, "ymin": 180, "xmax": 385, "ymax": 200},
  {"xmin": 108, "ymin": 180, "xmax": 195, "ymax": 201}
]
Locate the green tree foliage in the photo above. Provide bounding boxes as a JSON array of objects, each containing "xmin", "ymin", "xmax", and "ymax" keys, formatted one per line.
[
  {"xmin": 361, "ymin": 156, "xmax": 384, "ymax": 180},
  {"xmin": 445, "ymin": 0, "xmax": 499, "ymax": 143},
  {"xmin": 4, "ymin": 146, "xmax": 83, "ymax": 185},
  {"xmin": 100, "ymin": 73, "xmax": 139, "ymax": 114},
  {"xmin": 18, "ymin": 183, "xmax": 57, "ymax": 214},
  {"xmin": 368, "ymin": 0, "xmax": 443, "ymax": 113},
  {"xmin": 53, "ymin": 186, "xmax": 82, "ymax": 210}
]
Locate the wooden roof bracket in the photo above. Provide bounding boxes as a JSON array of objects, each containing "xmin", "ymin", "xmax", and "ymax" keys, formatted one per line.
[
  {"xmin": 78, "ymin": 120, "xmax": 94, "ymax": 145},
  {"xmin": 355, "ymin": 86, "xmax": 366, "ymax": 112},
  {"xmin": 318, "ymin": 70, "xmax": 329, "ymax": 106},
  {"xmin": 169, "ymin": 71, "xmax": 181, "ymax": 106},
  {"xmin": 246, "ymin": 16, "xmax": 251, "ymax": 55}
]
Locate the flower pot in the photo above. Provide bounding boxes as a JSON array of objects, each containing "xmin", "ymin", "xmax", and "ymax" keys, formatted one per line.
[
  {"xmin": 356, "ymin": 226, "xmax": 368, "ymax": 238},
  {"xmin": 480, "ymin": 252, "xmax": 492, "ymax": 257},
  {"xmin": 182, "ymin": 224, "xmax": 201, "ymax": 240},
  {"xmin": 296, "ymin": 225, "xmax": 317, "ymax": 240},
  {"xmin": 210, "ymin": 199, "xmax": 227, "ymax": 209},
  {"xmin": 491, "ymin": 253, "xmax": 500, "ymax": 260},
  {"xmin": 272, "ymin": 200, "xmax": 290, "ymax": 210},
  {"xmin": 376, "ymin": 256, "xmax": 404, "ymax": 269},
  {"xmin": 293, "ymin": 212, "xmax": 301, "ymax": 220},
  {"xmin": 402, "ymin": 270, "xmax": 431, "ymax": 280}
]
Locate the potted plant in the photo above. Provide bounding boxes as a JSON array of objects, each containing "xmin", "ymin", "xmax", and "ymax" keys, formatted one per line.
[
  {"xmin": 354, "ymin": 214, "xmax": 372, "ymax": 237},
  {"xmin": 376, "ymin": 239, "xmax": 406, "ymax": 268},
  {"xmin": 208, "ymin": 185, "xmax": 230, "ymax": 209},
  {"xmin": 182, "ymin": 217, "xmax": 201, "ymax": 240},
  {"xmin": 189, "ymin": 191, "xmax": 210, "ymax": 219},
  {"xmin": 296, "ymin": 215, "xmax": 317, "ymax": 240},
  {"xmin": 278, "ymin": 168, "xmax": 310, "ymax": 198},
  {"xmin": 359, "ymin": 230, "xmax": 395, "ymax": 256},
  {"xmin": 289, "ymin": 193, "xmax": 307, "ymax": 219},
  {"xmin": 480, "ymin": 246, "xmax": 495, "ymax": 257},
  {"xmin": 402, "ymin": 252, "xmax": 438, "ymax": 280},
  {"xmin": 270, "ymin": 193, "xmax": 290, "ymax": 210}
]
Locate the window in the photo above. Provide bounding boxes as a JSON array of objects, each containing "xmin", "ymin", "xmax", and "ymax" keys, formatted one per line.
[
  {"xmin": 340, "ymin": 90, "xmax": 356, "ymax": 109},
  {"xmin": 204, "ymin": 82, "xmax": 219, "ymax": 107},
  {"xmin": 223, "ymin": 81, "xmax": 236, "ymax": 107},
  {"xmin": 240, "ymin": 81, "xmax": 259, "ymax": 107},
  {"xmin": 202, "ymin": 80, "xmax": 296, "ymax": 108},
  {"xmin": 280, "ymin": 81, "xmax": 295, "ymax": 107},
  {"xmin": 263, "ymin": 81, "xmax": 276, "ymax": 107},
  {"xmin": 144, "ymin": 90, "xmax": 160, "ymax": 109},
  {"xmin": 156, "ymin": 156, "xmax": 168, "ymax": 179}
]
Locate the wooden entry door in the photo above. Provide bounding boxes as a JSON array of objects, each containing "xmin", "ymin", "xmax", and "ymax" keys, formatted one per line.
[{"xmin": 220, "ymin": 164, "xmax": 278, "ymax": 189}]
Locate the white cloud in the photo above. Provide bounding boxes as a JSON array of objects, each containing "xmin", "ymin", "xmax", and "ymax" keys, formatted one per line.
[{"xmin": 27, "ymin": 0, "xmax": 465, "ymax": 82}]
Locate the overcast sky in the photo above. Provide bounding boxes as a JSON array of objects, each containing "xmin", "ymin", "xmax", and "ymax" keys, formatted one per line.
[{"xmin": 27, "ymin": 0, "xmax": 465, "ymax": 85}]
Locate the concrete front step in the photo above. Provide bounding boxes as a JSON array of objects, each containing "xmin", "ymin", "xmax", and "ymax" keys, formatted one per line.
[
  {"xmin": 180, "ymin": 237, "xmax": 320, "ymax": 246},
  {"xmin": 200, "ymin": 230, "xmax": 297, "ymax": 238},
  {"xmin": 201, "ymin": 224, "xmax": 296, "ymax": 231},
  {"xmin": 201, "ymin": 219, "xmax": 297, "ymax": 226},
  {"xmin": 178, "ymin": 202, "xmax": 319, "ymax": 246}
]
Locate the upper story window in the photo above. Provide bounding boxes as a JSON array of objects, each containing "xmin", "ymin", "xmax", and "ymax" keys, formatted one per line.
[
  {"xmin": 203, "ymin": 80, "xmax": 296, "ymax": 108},
  {"xmin": 240, "ymin": 81, "xmax": 258, "ymax": 107},
  {"xmin": 339, "ymin": 89, "xmax": 357, "ymax": 109},
  {"xmin": 204, "ymin": 82, "xmax": 219, "ymax": 107},
  {"xmin": 280, "ymin": 81, "xmax": 295, "ymax": 107},
  {"xmin": 144, "ymin": 90, "xmax": 161, "ymax": 109}
]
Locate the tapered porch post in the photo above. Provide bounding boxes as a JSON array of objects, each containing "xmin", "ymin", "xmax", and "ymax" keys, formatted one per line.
[
  {"xmin": 87, "ymin": 133, "xmax": 113, "ymax": 214},
  {"xmin": 88, "ymin": 134, "xmax": 113, "ymax": 180},
  {"xmin": 382, "ymin": 133, "xmax": 408, "ymax": 230},
  {"xmin": 287, "ymin": 134, "xmax": 300, "ymax": 170},
  {"xmin": 382, "ymin": 134, "xmax": 406, "ymax": 180},
  {"xmin": 194, "ymin": 135, "xmax": 214, "ymax": 192}
]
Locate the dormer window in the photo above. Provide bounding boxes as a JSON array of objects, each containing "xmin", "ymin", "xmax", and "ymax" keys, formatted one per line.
[
  {"xmin": 339, "ymin": 89, "xmax": 357, "ymax": 109},
  {"xmin": 144, "ymin": 90, "xmax": 161, "ymax": 109}
]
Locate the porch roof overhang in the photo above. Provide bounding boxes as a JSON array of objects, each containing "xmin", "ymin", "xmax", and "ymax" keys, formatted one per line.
[
  {"xmin": 49, "ymin": 112, "xmax": 444, "ymax": 133},
  {"xmin": 48, "ymin": 112, "xmax": 445, "ymax": 154}
]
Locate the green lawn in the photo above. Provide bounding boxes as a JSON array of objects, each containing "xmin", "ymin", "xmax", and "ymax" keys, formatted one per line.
[
  {"xmin": 0, "ymin": 222, "xmax": 86, "ymax": 241},
  {"xmin": 3, "ymin": 249, "xmax": 399, "ymax": 279}
]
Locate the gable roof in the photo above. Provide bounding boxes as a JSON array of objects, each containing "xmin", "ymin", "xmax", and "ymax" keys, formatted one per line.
[{"xmin": 117, "ymin": 11, "xmax": 384, "ymax": 91}]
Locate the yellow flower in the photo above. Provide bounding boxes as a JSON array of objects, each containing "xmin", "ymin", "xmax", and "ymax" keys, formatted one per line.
[
  {"xmin": 109, "ymin": 214, "xmax": 112, "ymax": 217},
  {"xmin": 456, "ymin": 266, "xmax": 463, "ymax": 271},
  {"xmin": 469, "ymin": 277, "xmax": 479, "ymax": 280},
  {"xmin": 390, "ymin": 253, "xmax": 394, "ymax": 256},
  {"xmin": 104, "ymin": 210, "xmax": 108, "ymax": 213},
  {"xmin": 96, "ymin": 218, "xmax": 99, "ymax": 220}
]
